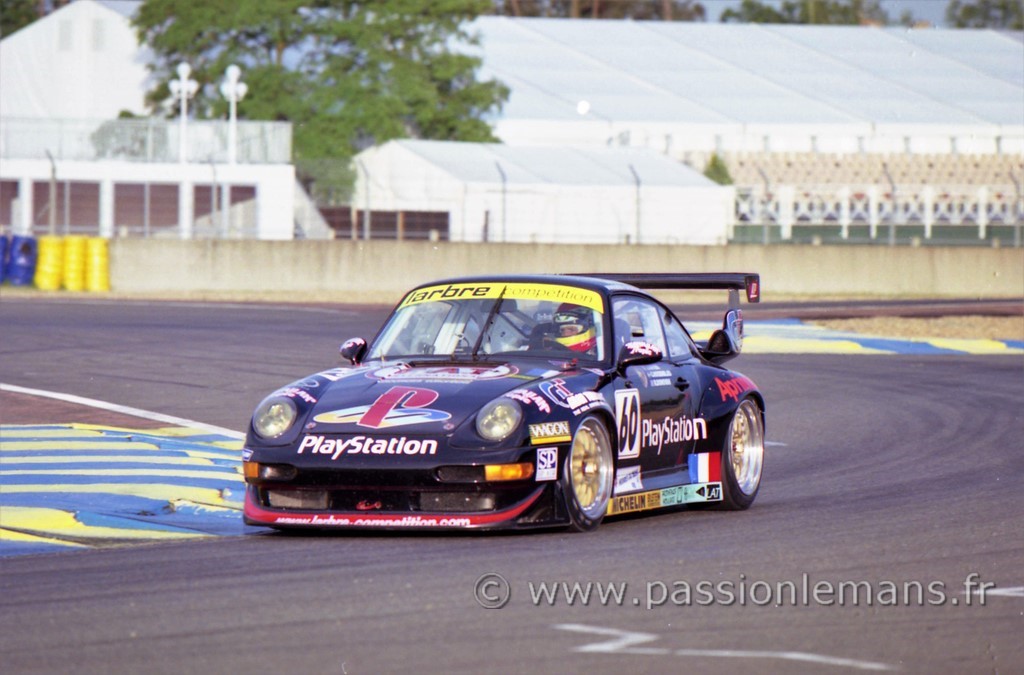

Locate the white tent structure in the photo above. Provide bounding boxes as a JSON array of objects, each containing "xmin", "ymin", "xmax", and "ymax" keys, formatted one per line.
[
  {"xmin": 354, "ymin": 140, "xmax": 734, "ymax": 245},
  {"xmin": 0, "ymin": 0, "xmax": 151, "ymax": 120}
]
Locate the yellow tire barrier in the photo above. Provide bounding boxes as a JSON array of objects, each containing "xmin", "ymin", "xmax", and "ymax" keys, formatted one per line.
[
  {"xmin": 62, "ymin": 235, "xmax": 87, "ymax": 291},
  {"xmin": 86, "ymin": 237, "xmax": 110, "ymax": 292},
  {"xmin": 34, "ymin": 236, "xmax": 64, "ymax": 291}
]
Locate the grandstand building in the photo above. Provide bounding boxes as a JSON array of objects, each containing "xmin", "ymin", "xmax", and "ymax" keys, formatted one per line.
[{"xmin": 1, "ymin": 3, "xmax": 1021, "ymax": 244}]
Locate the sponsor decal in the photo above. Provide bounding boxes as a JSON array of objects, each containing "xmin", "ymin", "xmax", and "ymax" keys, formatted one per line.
[
  {"xmin": 272, "ymin": 514, "xmax": 475, "ymax": 527},
  {"xmin": 318, "ymin": 367, "xmax": 363, "ymax": 383},
  {"xmin": 615, "ymin": 388, "xmax": 641, "ymax": 459},
  {"xmin": 715, "ymin": 375, "xmax": 757, "ymax": 402},
  {"xmin": 635, "ymin": 367, "xmax": 673, "ymax": 388},
  {"xmin": 297, "ymin": 434, "xmax": 438, "ymax": 460},
  {"xmin": 529, "ymin": 421, "xmax": 571, "ymax": 445},
  {"xmin": 608, "ymin": 490, "xmax": 662, "ymax": 515},
  {"xmin": 748, "ymin": 279, "xmax": 760, "ymax": 302},
  {"xmin": 276, "ymin": 387, "xmax": 318, "ymax": 404},
  {"xmin": 536, "ymin": 447, "xmax": 558, "ymax": 481},
  {"xmin": 613, "ymin": 465, "xmax": 643, "ymax": 495},
  {"xmin": 642, "ymin": 415, "xmax": 708, "ymax": 455},
  {"xmin": 566, "ymin": 391, "xmax": 604, "ymax": 416},
  {"xmin": 356, "ymin": 500, "xmax": 382, "ymax": 511},
  {"xmin": 242, "ymin": 447, "xmax": 253, "ymax": 461},
  {"xmin": 606, "ymin": 482, "xmax": 723, "ymax": 515},
  {"xmin": 688, "ymin": 452, "xmax": 722, "ymax": 484},
  {"xmin": 506, "ymin": 389, "xmax": 552, "ymax": 414},
  {"xmin": 539, "ymin": 378, "xmax": 574, "ymax": 408},
  {"xmin": 623, "ymin": 341, "xmax": 662, "ymax": 357},
  {"xmin": 313, "ymin": 386, "xmax": 450, "ymax": 428},
  {"xmin": 400, "ymin": 282, "xmax": 605, "ymax": 313},
  {"xmin": 370, "ymin": 364, "xmax": 518, "ymax": 383},
  {"xmin": 539, "ymin": 379, "xmax": 605, "ymax": 415}
]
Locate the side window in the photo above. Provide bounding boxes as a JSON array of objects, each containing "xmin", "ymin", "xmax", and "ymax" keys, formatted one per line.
[
  {"xmin": 612, "ymin": 297, "xmax": 667, "ymax": 355},
  {"xmin": 662, "ymin": 310, "xmax": 694, "ymax": 360}
]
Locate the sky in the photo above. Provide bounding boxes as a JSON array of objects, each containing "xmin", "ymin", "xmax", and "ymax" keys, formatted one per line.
[{"xmin": 704, "ymin": 0, "xmax": 950, "ymax": 27}]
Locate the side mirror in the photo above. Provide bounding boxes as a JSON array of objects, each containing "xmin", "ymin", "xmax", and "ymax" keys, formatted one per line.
[
  {"xmin": 699, "ymin": 309, "xmax": 743, "ymax": 365},
  {"xmin": 339, "ymin": 337, "xmax": 367, "ymax": 365},
  {"xmin": 617, "ymin": 340, "xmax": 663, "ymax": 372}
]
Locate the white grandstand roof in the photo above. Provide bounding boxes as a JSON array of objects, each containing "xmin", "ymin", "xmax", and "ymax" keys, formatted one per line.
[{"xmin": 470, "ymin": 17, "xmax": 1024, "ymax": 131}]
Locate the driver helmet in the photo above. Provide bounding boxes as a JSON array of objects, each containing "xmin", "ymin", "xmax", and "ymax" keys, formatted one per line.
[{"xmin": 553, "ymin": 304, "xmax": 597, "ymax": 354}]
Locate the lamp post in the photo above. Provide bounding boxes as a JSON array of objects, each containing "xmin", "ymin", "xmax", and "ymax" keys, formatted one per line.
[
  {"xmin": 219, "ymin": 64, "xmax": 248, "ymax": 164},
  {"xmin": 169, "ymin": 62, "xmax": 199, "ymax": 163}
]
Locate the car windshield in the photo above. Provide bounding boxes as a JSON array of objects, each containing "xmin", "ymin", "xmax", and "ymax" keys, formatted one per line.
[{"xmin": 366, "ymin": 281, "xmax": 607, "ymax": 362}]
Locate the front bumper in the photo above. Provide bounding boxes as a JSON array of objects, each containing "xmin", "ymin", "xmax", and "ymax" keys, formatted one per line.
[
  {"xmin": 241, "ymin": 442, "xmax": 568, "ymax": 529},
  {"xmin": 243, "ymin": 483, "xmax": 555, "ymax": 530}
]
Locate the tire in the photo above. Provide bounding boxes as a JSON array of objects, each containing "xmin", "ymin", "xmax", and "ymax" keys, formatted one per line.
[
  {"xmin": 561, "ymin": 416, "xmax": 615, "ymax": 532},
  {"xmin": 719, "ymin": 397, "xmax": 764, "ymax": 510}
]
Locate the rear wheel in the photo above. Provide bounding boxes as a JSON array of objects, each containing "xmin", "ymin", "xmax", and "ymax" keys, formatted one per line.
[
  {"xmin": 720, "ymin": 398, "xmax": 764, "ymax": 510},
  {"xmin": 562, "ymin": 416, "xmax": 615, "ymax": 531}
]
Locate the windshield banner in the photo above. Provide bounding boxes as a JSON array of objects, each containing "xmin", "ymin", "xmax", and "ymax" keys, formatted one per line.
[{"xmin": 400, "ymin": 282, "xmax": 605, "ymax": 312}]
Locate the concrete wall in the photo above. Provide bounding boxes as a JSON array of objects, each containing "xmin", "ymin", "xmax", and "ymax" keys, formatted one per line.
[{"xmin": 109, "ymin": 239, "xmax": 1024, "ymax": 302}]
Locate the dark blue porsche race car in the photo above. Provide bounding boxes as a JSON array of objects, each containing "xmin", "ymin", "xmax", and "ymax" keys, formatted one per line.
[{"xmin": 242, "ymin": 273, "xmax": 765, "ymax": 532}]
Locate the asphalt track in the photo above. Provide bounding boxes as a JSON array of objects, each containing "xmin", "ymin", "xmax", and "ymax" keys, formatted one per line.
[{"xmin": 1, "ymin": 297, "xmax": 1022, "ymax": 674}]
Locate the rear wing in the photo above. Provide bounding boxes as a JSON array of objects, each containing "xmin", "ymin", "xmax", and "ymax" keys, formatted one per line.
[{"xmin": 575, "ymin": 273, "xmax": 760, "ymax": 308}]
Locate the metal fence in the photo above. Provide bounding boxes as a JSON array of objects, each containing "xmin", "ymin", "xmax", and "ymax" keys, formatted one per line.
[
  {"xmin": 0, "ymin": 118, "xmax": 292, "ymax": 164},
  {"xmin": 734, "ymin": 184, "xmax": 1024, "ymax": 246}
]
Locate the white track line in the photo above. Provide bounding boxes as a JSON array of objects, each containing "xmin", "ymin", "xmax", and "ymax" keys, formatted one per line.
[
  {"xmin": 557, "ymin": 624, "xmax": 897, "ymax": 671},
  {"xmin": 1, "ymin": 383, "xmax": 245, "ymax": 440}
]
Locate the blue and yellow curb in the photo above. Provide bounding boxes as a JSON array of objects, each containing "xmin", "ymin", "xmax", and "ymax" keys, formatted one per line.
[
  {"xmin": 0, "ymin": 423, "xmax": 250, "ymax": 557},
  {"xmin": 691, "ymin": 319, "xmax": 1024, "ymax": 356}
]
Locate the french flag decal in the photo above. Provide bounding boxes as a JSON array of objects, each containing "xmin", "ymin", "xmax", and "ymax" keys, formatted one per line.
[{"xmin": 689, "ymin": 452, "xmax": 722, "ymax": 484}]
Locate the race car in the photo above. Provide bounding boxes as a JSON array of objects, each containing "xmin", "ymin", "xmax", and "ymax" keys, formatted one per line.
[{"xmin": 242, "ymin": 273, "xmax": 765, "ymax": 532}]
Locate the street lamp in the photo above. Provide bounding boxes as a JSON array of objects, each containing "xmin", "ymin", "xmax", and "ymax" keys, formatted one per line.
[
  {"xmin": 219, "ymin": 64, "xmax": 248, "ymax": 164},
  {"xmin": 169, "ymin": 62, "xmax": 199, "ymax": 163}
]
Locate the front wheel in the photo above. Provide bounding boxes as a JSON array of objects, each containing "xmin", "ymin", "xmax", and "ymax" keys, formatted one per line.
[
  {"xmin": 561, "ymin": 416, "xmax": 615, "ymax": 532},
  {"xmin": 719, "ymin": 398, "xmax": 764, "ymax": 510}
]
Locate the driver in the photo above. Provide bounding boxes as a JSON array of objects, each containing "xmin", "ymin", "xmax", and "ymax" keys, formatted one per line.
[{"xmin": 552, "ymin": 304, "xmax": 598, "ymax": 355}]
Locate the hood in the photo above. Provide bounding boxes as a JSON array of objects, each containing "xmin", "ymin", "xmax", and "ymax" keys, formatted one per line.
[{"xmin": 299, "ymin": 362, "xmax": 567, "ymax": 434}]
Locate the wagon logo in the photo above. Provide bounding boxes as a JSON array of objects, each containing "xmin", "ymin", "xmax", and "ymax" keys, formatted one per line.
[{"xmin": 313, "ymin": 386, "xmax": 451, "ymax": 429}]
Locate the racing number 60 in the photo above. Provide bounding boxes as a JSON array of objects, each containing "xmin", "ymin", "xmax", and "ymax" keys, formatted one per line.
[{"xmin": 615, "ymin": 389, "xmax": 641, "ymax": 459}]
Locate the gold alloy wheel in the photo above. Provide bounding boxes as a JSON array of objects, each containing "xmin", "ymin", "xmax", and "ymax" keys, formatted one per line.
[
  {"xmin": 569, "ymin": 417, "xmax": 614, "ymax": 520},
  {"xmin": 729, "ymin": 399, "xmax": 764, "ymax": 496}
]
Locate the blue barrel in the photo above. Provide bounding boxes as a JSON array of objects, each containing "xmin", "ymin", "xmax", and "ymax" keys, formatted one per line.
[
  {"xmin": 0, "ymin": 235, "xmax": 7, "ymax": 284},
  {"xmin": 6, "ymin": 235, "xmax": 38, "ymax": 286}
]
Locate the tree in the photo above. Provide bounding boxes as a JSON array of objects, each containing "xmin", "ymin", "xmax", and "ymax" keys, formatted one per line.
[
  {"xmin": 133, "ymin": 0, "xmax": 508, "ymax": 200},
  {"xmin": 1, "ymin": 0, "xmax": 41, "ymax": 37},
  {"xmin": 721, "ymin": 0, "xmax": 892, "ymax": 25},
  {"xmin": 945, "ymin": 0, "xmax": 1023, "ymax": 29},
  {"xmin": 703, "ymin": 153, "xmax": 733, "ymax": 185},
  {"xmin": 492, "ymin": 1, "xmax": 706, "ymax": 20}
]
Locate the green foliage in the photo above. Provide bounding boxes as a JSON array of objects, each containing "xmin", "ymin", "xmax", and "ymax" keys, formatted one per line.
[
  {"xmin": 945, "ymin": 0, "xmax": 1023, "ymax": 29},
  {"xmin": 490, "ymin": 1, "xmax": 706, "ymax": 20},
  {"xmin": 132, "ymin": 0, "xmax": 509, "ymax": 194},
  {"xmin": 720, "ymin": 0, "xmax": 892, "ymax": 25},
  {"xmin": 1, "ymin": 0, "xmax": 39, "ymax": 37},
  {"xmin": 702, "ymin": 153, "xmax": 733, "ymax": 185}
]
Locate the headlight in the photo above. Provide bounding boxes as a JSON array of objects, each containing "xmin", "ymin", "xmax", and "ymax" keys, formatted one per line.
[
  {"xmin": 476, "ymin": 399, "xmax": 522, "ymax": 442},
  {"xmin": 252, "ymin": 396, "xmax": 298, "ymax": 439}
]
